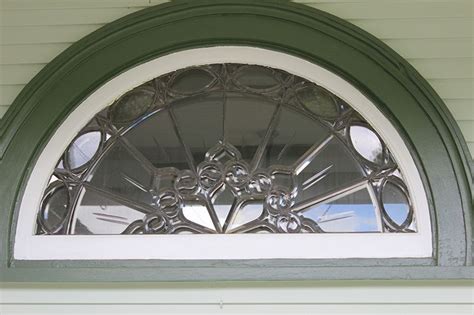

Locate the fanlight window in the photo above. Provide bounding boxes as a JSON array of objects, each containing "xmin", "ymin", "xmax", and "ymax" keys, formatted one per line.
[{"xmin": 36, "ymin": 64, "xmax": 415, "ymax": 235}]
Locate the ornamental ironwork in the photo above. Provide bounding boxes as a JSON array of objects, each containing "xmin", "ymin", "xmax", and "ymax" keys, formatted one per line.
[{"xmin": 36, "ymin": 64, "xmax": 416, "ymax": 235}]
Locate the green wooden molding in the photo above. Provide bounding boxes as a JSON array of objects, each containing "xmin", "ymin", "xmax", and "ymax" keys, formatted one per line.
[{"xmin": 0, "ymin": 0, "xmax": 472, "ymax": 281}]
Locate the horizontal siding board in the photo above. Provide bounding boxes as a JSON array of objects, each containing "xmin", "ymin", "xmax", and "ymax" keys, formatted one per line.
[
  {"xmin": 1, "ymin": 281, "xmax": 473, "ymax": 304},
  {"xmin": 350, "ymin": 18, "xmax": 473, "ymax": 39},
  {"xmin": 0, "ymin": 7, "xmax": 142, "ymax": 26},
  {"xmin": 0, "ymin": 24, "xmax": 104, "ymax": 45},
  {"xmin": 445, "ymin": 100, "xmax": 474, "ymax": 120},
  {"xmin": 0, "ymin": 105, "xmax": 8, "ymax": 117},
  {"xmin": 468, "ymin": 143, "xmax": 474, "ymax": 155},
  {"xmin": 383, "ymin": 38, "xmax": 472, "ymax": 59},
  {"xmin": 0, "ymin": 0, "xmax": 168, "ymax": 10},
  {"xmin": 0, "ymin": 43, "xmax": 70, "ymax": 64},
  {"xmin": 309, "ymin": 2, "xmax": 473, "ymax": 19},
  {"xmin": 0, "ymin": 0, "xmax": 472, "ymax": 9},
  {"xmin": 2, "ymin": 0, "xmax": 471, "ymax": 11},
  {"xmin": 1, "ymin": 304, "xmax": 473, "ymax": 315},
  {"xmin": 408, "ymin": 58, "xmax": 474, "ymax": 79},
  {"xmin": 457, "ymin": 121, "xmax": 474, "ymax": 142},
  {"xmin": 0, "ymin": 64, "xmax": 43, "ymax": 85},
  {"xmin": 428, "ymin": 79, "xmax": 474, "ymax": 99},
  {"xmin": 0, "ymin": 85, "xmax": 23, "ymax": 105}
]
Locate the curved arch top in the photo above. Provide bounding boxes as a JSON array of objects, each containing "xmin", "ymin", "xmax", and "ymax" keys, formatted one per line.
[{"xmin": 0, "ymin": 0, "xmax": 471, "ymax": 281}]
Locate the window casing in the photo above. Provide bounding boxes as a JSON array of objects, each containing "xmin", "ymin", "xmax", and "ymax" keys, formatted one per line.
[
  {"xmin": 14, "ymin": 47, "xmax": 432, "ymax": 260},
  {"xmin": 1, "ymin": 0, "xmax": 470, "ymax": 281}
]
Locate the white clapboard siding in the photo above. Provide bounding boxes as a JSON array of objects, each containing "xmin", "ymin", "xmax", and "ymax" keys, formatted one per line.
[
  {"xmin": 0, "ymin": 281, "xmax": 473, "ymax": 314},
  {"xmin": 1, "ymin": 0, "xmax": 472, "ymax": 157}
]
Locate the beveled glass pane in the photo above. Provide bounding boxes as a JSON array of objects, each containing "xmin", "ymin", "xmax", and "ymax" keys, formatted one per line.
[
  {"xmin": 258, "ymin": 106, "xmax": 330, "ymax": 169},
  {"xmin": 38, "ymin": 182, "xmax": 70, "ymax": 234},
  {"xmin": 108, "ymin": 86, "xmax": 155, "ymax": 123},
  {"xmin": 233, "ymin": 65, "xmax": 281, "ymax": 92},
  {"xmin": 170, "ymin": 68, "xmax": 217, "ymax": 95},
  {"xmin": 296, "ymin": 85, "xmax": 340, "ymax": 119},
  {"xmin": 66, "ymin": 131, "xmax": 101, "ymax": 170},
  {"xmin": 124, "ymin": 110, "xmax": 189, "ymax": 170},
  {"xmin": 35, "ymin": 63, "xmax": 416, "ymax": 235},
  {"xmin": 349, "ymin": 125, "xmax": 384, "ymax": 164},
  {"xmin": 301, "ymin": 188, "xmax": 380, "ymax": 232},
  {"xmin": 172, "ymin": 91, "xmax": 224, "ymax": 164},
  {"xmin": 87, "ymin": 140, "xmax": 154, "ymax": 205},
  {"xmin": 224, "ymin": 93, "xmax": 276, "ymax": 163},
  {"xmin": 295, "ymin": 136, "xmax": 365, "ymax": 204},
  {"xmin": 382, "ymin": 179, "xmax": 414, "ymax": 230},
  {"xmin": 72, "ymin": 187, "xmax": 145, "ymax": 235}
]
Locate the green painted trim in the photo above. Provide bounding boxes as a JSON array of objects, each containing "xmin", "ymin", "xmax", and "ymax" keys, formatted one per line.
[
  {"xmin": 2, "ymin": 266, "xmax": 473, "ymax": 282},
  {"xmin": 0, "ymin": 0, "xmax": 472, "ymax": 281}
]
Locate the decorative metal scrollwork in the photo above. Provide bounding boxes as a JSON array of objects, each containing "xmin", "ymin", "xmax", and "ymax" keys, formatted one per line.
[{"xmin": 36, "ymin": 64, "xmax": 417, "ymax": 235}]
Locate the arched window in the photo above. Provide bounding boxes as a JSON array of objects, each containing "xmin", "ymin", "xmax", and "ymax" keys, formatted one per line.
[
  {"xmin": 37, "ymin": 62, "xmax": 419, "ymax": 236},
  {"xmin": 1, "ymin": 1, "xmax": 471, "ymax": 280}
]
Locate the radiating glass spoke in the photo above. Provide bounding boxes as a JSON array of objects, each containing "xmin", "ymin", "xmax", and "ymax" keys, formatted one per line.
[
  {"xmin": 82, "ymin": 183, "xmax": 155, "ymax": 215},
  {"xmin": 169, "ymin": 108, "xmax": 196, "ymax": 172},
  {"xmin": 222, "ymin": 197, "xmax": 247, "ymax": 232},
  {"xmin": 292, "ymin": 178, "xmax": 368, "ymax": 213},
  {"xmin": 250, "ymin": 104, "xmax": 282, "ymax": 172},
  {"xmin": 302, "ymin": 165, "xmax": 332, "ymax": 191},
  {"xmin": 293, "ymin": 135, "xmax": 333, "ymax": 175},
  {"xmin": 205, "ymin": 199, "xmax": 223, "ymax": 233},
  {"xmin": 119, "ymin": 137, "xmax": 156, "ymax": 172}
]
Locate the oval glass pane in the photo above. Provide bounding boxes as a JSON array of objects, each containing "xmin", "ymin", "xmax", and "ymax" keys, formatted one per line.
[
  {"xmin": 297, "ymin": 85, "xmax": 340, "ymax": 118},
  {"xmin": 349, "ymin": 125, "xmax": 384, "ymax": 164},
  {"xmin": 382, "ymin": 181, "xmax": 411, "ymax": 228},
  {"xmin": 170, "ymin": 68, "xmax": 216, "ymax": 94},
  {"xmin": 39, "ymin": 183, "xmax": 69, "ymax": 233},
  {"xmin": 108, "ymin": 87, "xmax": 155, "ymax": 123},
  {"xmin": 66, "ymin": 131, "xmax": 101, "ymax": 170},
  {"xmin": 233, "ymin": 65, "xmax": 281, "ymax": 91}
]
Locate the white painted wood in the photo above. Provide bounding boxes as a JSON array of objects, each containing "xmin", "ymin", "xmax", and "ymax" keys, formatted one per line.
[
  {"xmin": 0, "ymin": 281, "xmax": 472, "ymax": 314},
  {"xmin": 350, "ymin": 18, "xmax": 473, "ymax": 39},
  {"xmin": 0, "ymin": 85, "xmax": 23, "ymax": 105},
  {"xmin": 458, "ymin": 121, "xmax": 474, "ymax": 142},
  {"xmin": 407, "ymin": 58, "xmax": 474, "ymax": 79},
  {"xmin": 428, "ymin": 79, "xmax": 473, "ymax": 99},
  {"xmin": 445, "ymin": 100, "xmax": 474, "ymax": 120},
  {"xmin": 0, "ymin": 7, "xmax": 143, "ymax": 26},
  {"xmin": 0, "ymin": 0, "xmax": 472, "ymax": 156},
  {"xmin": 1, "ymin": 281, "xmax": 473, "ymax": 304},
  {"xmin": 0, "ymin": 25, "xmax": 104, "ymax": 45},
  {"xmin": 1, "ymin": 304, "xmax": 472, "ymax": 315},
  {"xmin": 13, "ymin": 46, "xmax": 432, "ymax": 261}
]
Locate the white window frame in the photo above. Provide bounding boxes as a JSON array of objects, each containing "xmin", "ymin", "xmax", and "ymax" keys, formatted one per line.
[{"xmin": 13, "ymin": 46, "xmax": 432, "ymax": 260}]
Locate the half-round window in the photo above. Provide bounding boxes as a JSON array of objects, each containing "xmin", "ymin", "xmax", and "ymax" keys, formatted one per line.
[
  {"xmin": 4, "ymin": 1, "xmax": 471, "ymax": 281},
  {"xmin": 38, "ymin": 63, "xmax": 416, "ymax": 236},
  {"xmin": 14, "ymin": 47, "xmax": 432, "ymax": 261}
]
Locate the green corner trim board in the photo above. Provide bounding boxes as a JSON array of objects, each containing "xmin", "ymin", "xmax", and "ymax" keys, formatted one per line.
[{"xmin": 0, "ymin": 0, "xmax": 472, "ymax": 281}]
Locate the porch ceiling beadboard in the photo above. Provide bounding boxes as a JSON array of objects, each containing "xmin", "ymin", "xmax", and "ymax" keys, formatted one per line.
[{"xmin": 0, "ymin": 0, "xmax": 473, "ymax": 158}]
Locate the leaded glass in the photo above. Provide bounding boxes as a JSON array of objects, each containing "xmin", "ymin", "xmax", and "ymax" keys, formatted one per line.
[{"xmin": 35, "ymin": 64, "xmax": 417, "ymax": 235}]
